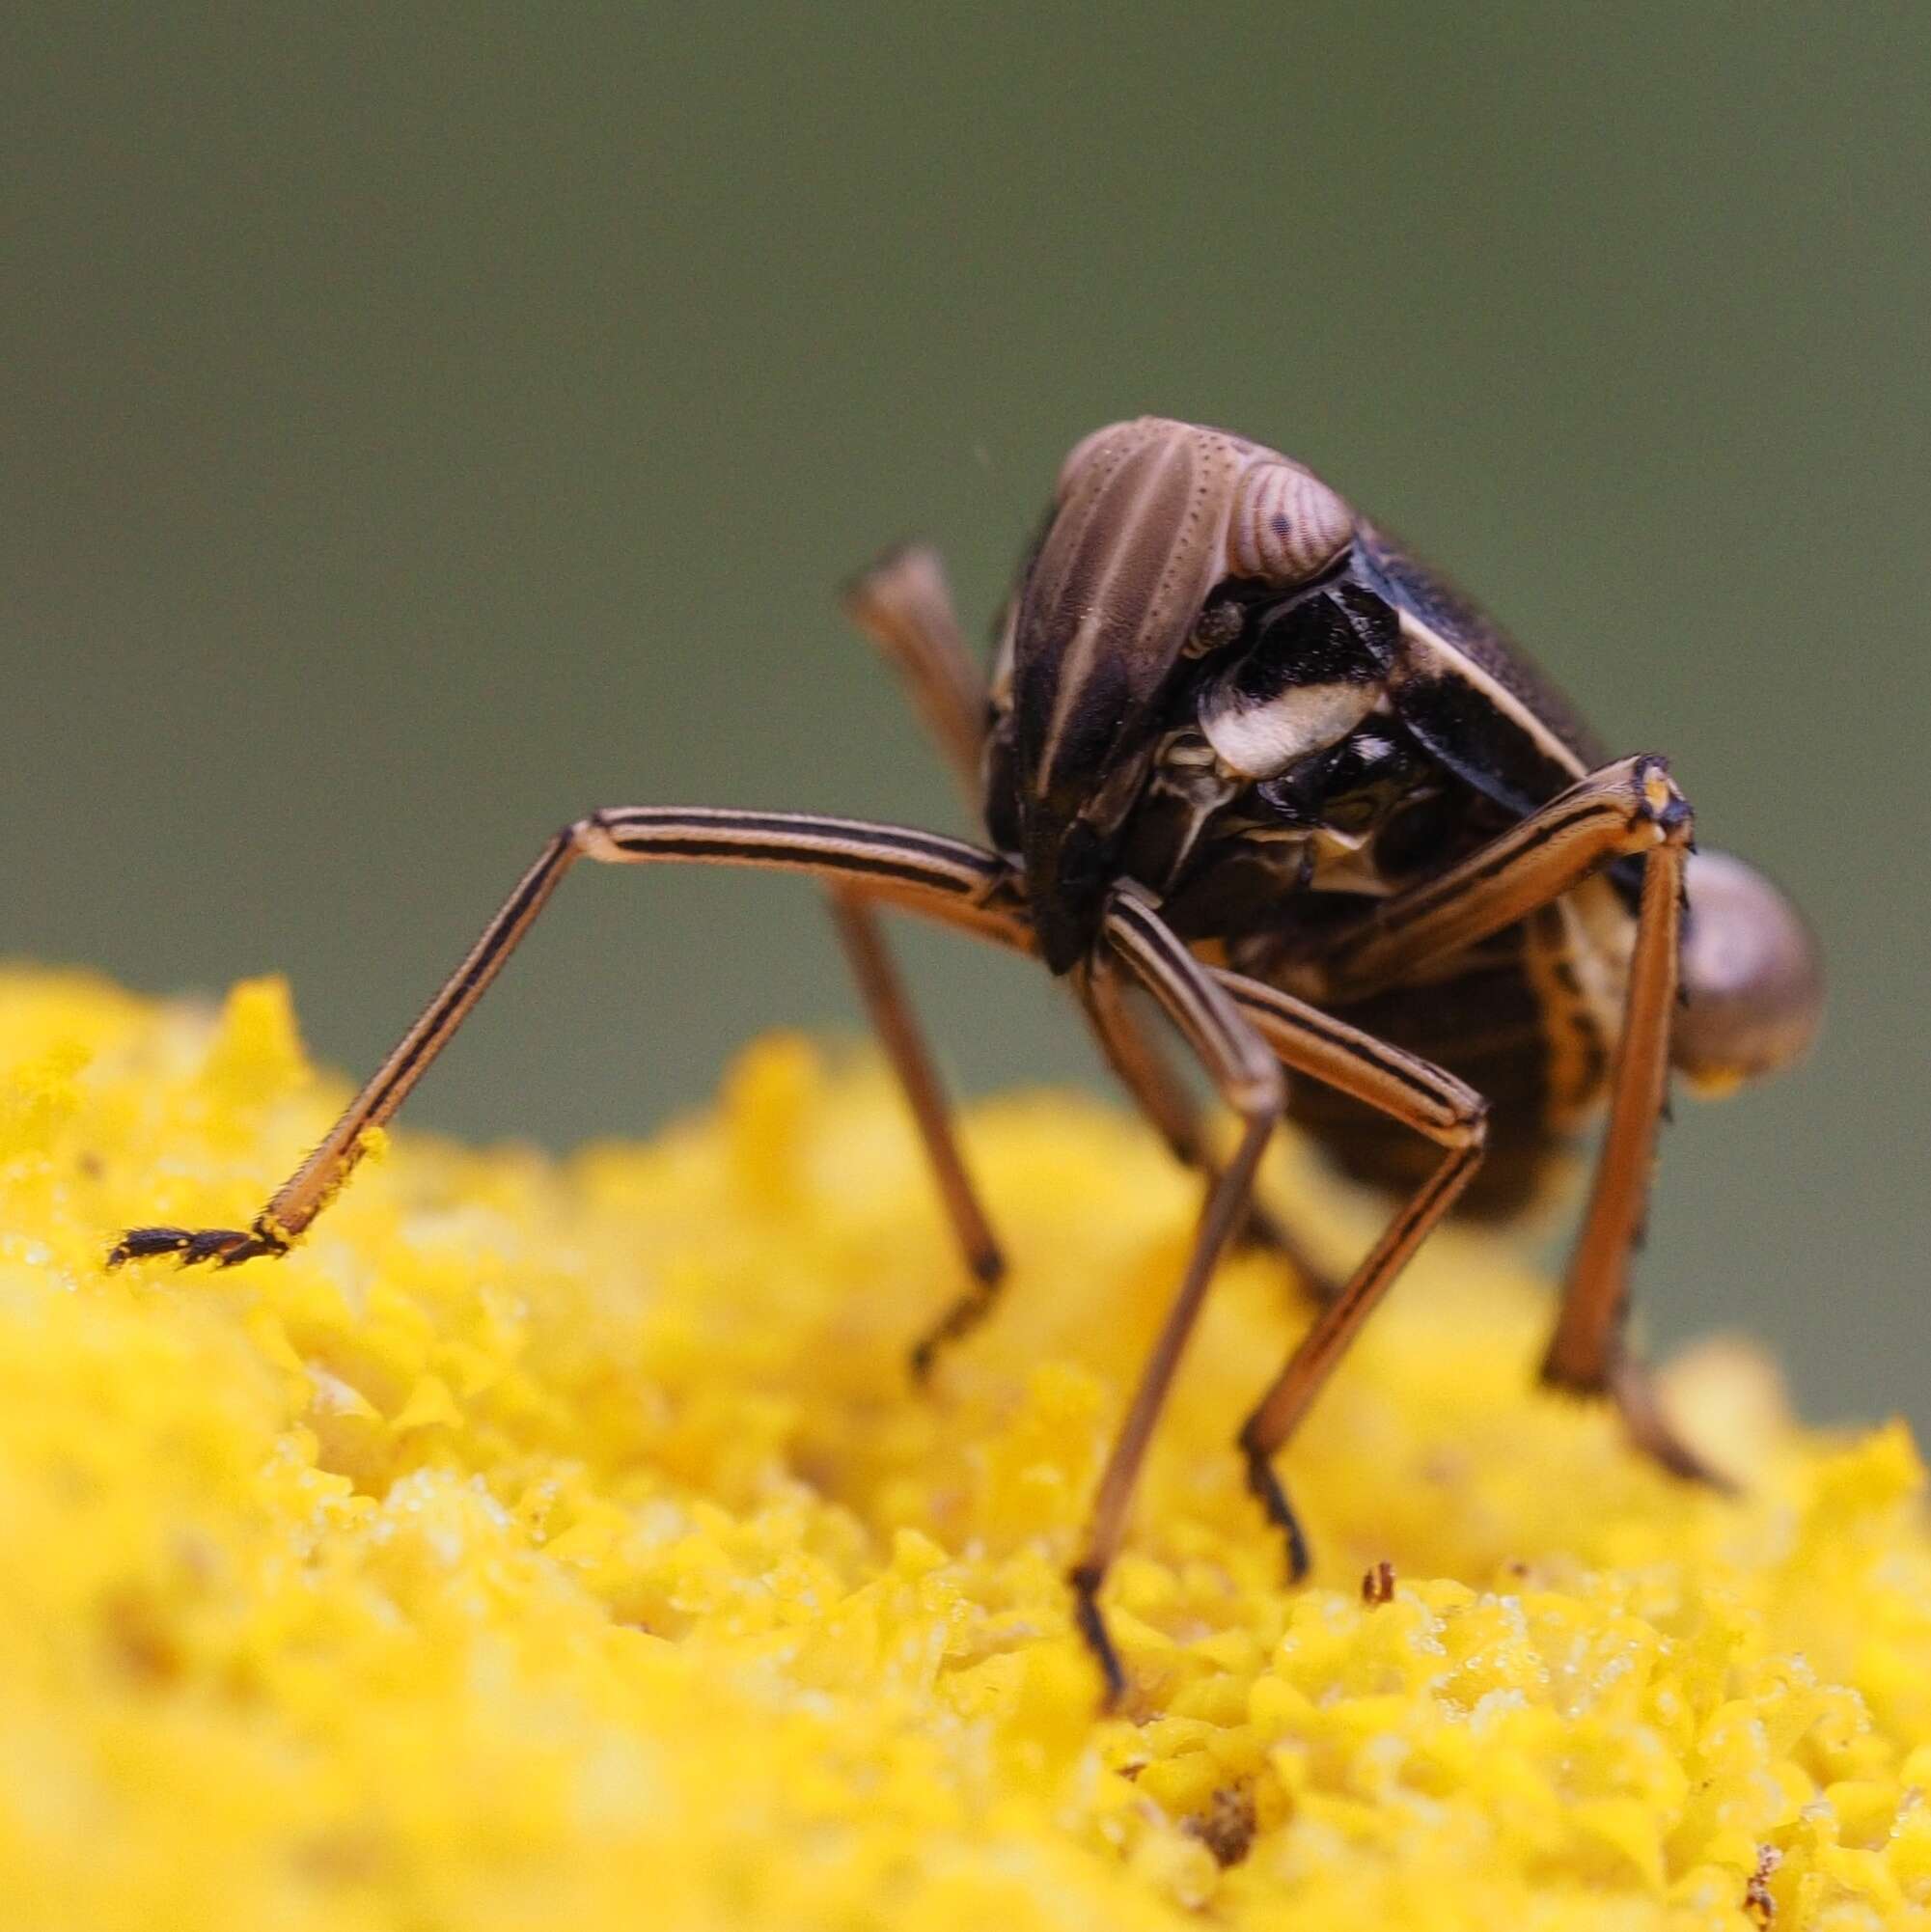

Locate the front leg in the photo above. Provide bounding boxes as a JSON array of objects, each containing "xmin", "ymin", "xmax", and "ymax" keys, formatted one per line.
[
  {"xmin": 1070, "ymin": 887, "xmax": 1286, "ymax": 1704},
  {"xmin": 1281, "ymin": 755, "xmax": 1689, "ymax": 1004},
  {"xmin": 110, "ymin": 811, "xmax": 1030, "ymax": 1268},
  {"xmin": 107, "ymin": 1223, "xmax": 290, "ymax": 1268}
]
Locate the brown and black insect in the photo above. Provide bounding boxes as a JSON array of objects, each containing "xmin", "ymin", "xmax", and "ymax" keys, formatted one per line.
[{"xmin": 109, "ymin": 418, "xmax": 1822, "ymax": 1700}]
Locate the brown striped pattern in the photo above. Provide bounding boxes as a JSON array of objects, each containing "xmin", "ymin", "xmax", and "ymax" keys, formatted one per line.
[
  {"xmin": 1018, "ymin": 420, "xmax": 1249, "ymax": 802},
  {"xmin": 1101, "ymin": 883, "xmax": 1281, "ymax": 1114},
  {"xmin": 261, "ymin": 811, "xmax": 1026, "ymax": 1241}
]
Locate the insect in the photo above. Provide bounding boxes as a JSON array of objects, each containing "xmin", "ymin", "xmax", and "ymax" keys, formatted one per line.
[{"xmin": 110, "ymin": 418, "xmax": 1823, "ymax": 1700}]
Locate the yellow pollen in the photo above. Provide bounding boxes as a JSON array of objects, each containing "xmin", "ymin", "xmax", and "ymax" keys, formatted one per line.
[{"xmin": 0, "ymin": 967, "xmax": 1922, "ymax": 1929}]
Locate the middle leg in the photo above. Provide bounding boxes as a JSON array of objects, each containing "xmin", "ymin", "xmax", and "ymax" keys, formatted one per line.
[
  {"xmin": 1067, "ymin": 885, "xmax": 1287, "ymax": 1703},
  {"xmin": 1081, "ymin": 951, "xmax": 1338, "ymax": 1303},
  {"xmin": 827, "ymin": 887, "xmax": 1007, "ymax": 1379},
  {"xmin": 1221, "ymin": 972, "xmax": 1489, "ymax": 1576},
  {"xmin": 834, "ymin": 545, "xmax": 1012, "ymax": 1375}
]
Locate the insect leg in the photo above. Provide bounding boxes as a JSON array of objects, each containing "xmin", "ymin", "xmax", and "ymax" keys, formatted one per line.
[
  {"xmin": 841, "ymin": 542, "xmax": 988, "ymax": 805},
  {"xmin": 1081, "ymin": 952, "xmax": 1338, "ymax": 1303},
  {"xmin": 1216, "ymin": 973, "xmax": 1488, "ymax": 1576},
  {"xmin": 1068, "ymin": 886, "xmax": 1284, "ymax": 1704},
  {"xmin": 1539, "ymin": 834, "xmax": 1726, "ymax": 1481},
  {"xmin": 1283, "ymin": 754, "xmax": 1720, "ymax": 1482},
  {"xmin": 827, "ymin": 887, "xmax": 1007, "ymax": 1380},
  {"xmin": 833, "ymin": 548, "xmax": 1015, "ymax": 1372},
  {"xmin": 845, "ymin": 542, "xmax": 1336, "ymax": 1303},
  {"xmin": 1283, "ymin": 755, "xmax": 1688, "ymax": 1002},
  {"xmin": 108, "ymin": 812, "xmax": 1030, "ymax": 1268}
]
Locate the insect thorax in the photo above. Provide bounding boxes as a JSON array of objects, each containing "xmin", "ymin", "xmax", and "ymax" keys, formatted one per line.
[
  {"xmin": 982, "ymin": 562, "xmax": 1630, "ymax": 1217},
  {"xmin": 987, "ymin": 570, "xmax": 1513, "ymax": 951}
]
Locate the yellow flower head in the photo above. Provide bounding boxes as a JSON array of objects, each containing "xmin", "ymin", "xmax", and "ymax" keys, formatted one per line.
[{"xmin": 0, "ymin": 969, "xmax": 1925, "ymax": 1930}]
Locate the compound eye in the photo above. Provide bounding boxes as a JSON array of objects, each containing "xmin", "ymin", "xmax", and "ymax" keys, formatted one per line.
[{"xmin": 1227, "ymin": 460, "xmax": 1355, "ymax": 585}]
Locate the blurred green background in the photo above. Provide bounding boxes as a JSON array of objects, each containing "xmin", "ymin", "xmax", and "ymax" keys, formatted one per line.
[{"xmin": 4, "ymin": 9, "xmax": 1924, "ymax": 1426}]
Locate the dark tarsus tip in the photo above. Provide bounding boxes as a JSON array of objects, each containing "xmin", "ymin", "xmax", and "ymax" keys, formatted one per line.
[
  {"xmin": 1611, "ymin": 1359, "xmax": 1741, "ymax": 1494},
  {"xmin": 906, "ymin": 1275, "xmax": 1002, "ymax": 1386},
  {"xmin": 1068, "ymin": 1562, "xmax": 1126, "ymax": 1709},
  {"xmin": 1536, "ymin": 1350, "xmax": 1608, "ymax": 1400},
  {"xmin": 1541, "ymin": 1354, "xmax": 1743, "ymax": 1496},
  {"xmin": 106, "ymin": 1221, "xmax": 288, "ymax": 1271},
  {"xmin": 1241, "ymin": 1435, "xmax": 1312, "ymax": 1584},
  {"xmin": 968, "ymin": 1243, "xmax": 1007, "ymax": 1288},
  {"xmin": 106, "ymin": 1227, "xmax": 196, "ymax": 1268}
]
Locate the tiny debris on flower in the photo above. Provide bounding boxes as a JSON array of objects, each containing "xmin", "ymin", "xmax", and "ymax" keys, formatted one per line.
[{"xmin": 0, "ymin": 966, "xmax": 1927, "ymax": 1930}]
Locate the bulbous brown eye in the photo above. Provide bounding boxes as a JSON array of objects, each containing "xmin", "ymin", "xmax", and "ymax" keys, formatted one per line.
[{"xmin": 1226, "ymin": 460, "xmax": 1355, "ymax": 586}]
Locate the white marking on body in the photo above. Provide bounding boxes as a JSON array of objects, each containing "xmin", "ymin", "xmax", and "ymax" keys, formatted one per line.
[{"xmin": 1200, "ymin": 678, "xmax": 1380, "ymax": 779}]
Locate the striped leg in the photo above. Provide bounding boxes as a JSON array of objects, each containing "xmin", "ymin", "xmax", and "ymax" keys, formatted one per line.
[
  {"xmin": 107, "ymin": 811, "xmax": 1028, "ymax": 1268},
  {"xmin": 1069, "ymin": 886, "xmax": 1284, "ymax": 1704},
  {"xmin": 1217, "ymin": 974, "xmax": 1489, "ymax": 1575},
  {"xmin": 1280, "ymin": 755, "xmax": 1686, "ymax": 1001},
  {"xmin": 1081, "ymin": 952, "xmax": 1338, "ymax": 1304},
  {"xmin": 1279, "ymin": 754, "xmax": 1719, "ymax": 1482}
]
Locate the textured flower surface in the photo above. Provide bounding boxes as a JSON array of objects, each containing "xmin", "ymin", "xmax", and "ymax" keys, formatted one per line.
[{"xmin": 0, "ymin": 967, "xmax": 1926, "ymax": 1931}]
